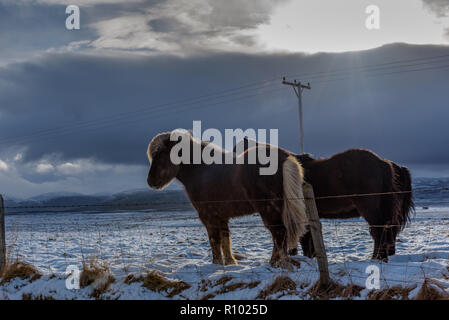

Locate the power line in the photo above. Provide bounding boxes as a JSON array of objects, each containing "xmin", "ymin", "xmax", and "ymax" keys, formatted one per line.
[
  {"xmin": 1, "ymin": 53, "xmax": 449, "ymax": 147},
  {"xmin": 312, "ymin": 62, "xmax": 449, "ymax": 85},
  {"xmin": 0, "ymin": 80, "xmax": 280, "ymax": 146},
  {"xmin": 3, "ymin": 55, "xmax": 448, "ymax": 146},
  {"xmin": 293, "ymin": 58, "xmax": 449, "ymax": 82},
  {"xmin": 0, "ymin": 85, "xmax": 286, "ymax": 146},
  {"xmin": 285, "ymin": 53, "xmax": 449, "ymax": 80}
]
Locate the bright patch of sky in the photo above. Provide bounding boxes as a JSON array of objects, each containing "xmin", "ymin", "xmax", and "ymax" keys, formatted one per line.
[{"xmin": 255, "ymin": 0, "xmax": 449, "ymax": 53}]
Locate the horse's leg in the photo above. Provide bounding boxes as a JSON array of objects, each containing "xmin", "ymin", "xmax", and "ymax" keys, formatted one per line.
[
  {"xmin": 355, "ymin": 199, "xmax": 389, "ymax": 262},
  {"xmin": 387, "ymin": 226, "xmax": 399, "ymax": 256},
  {"xmin": 268, "ymin": 225, "xmax": 290, "ymax": 268},
  {"xmin": 220, "ymin": 224, "xmax": 237, "ymax": 265},
  {"xmin": 260, "ymin": 211, "xmax": 292, "ymax": 270},
  {"xmin": 368, "ymin": 225, "xmax": 388, "ymax": 262},
  {"xmin": 370, "ymin": 222, "xmax": 392, "ymax": 260},
  {"xmin": 205, "ymin": 226, "xmax": 223, "ymax": 265},
  {"xmin": 298, "ymin": 226, "xmax": 315, "ymax": 258},
  {"xmin": 200, "ymin": 214, "xmax": 224, "ymax": 265},
  {"xmin": 378, "ymin": 192, "xmax": 398, "ymax": 261}
]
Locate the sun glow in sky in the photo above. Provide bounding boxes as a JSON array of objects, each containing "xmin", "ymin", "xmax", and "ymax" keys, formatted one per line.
[{"xmin": 255, "ymin": 0, "xmax": 449, "ymax": 53}]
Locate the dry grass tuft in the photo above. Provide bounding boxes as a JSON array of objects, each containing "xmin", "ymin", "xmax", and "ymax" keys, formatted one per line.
[
  {"xmin": 224, "ymin": 281, "xmax": 260, "ymax": 292},
  {"xmin": 0, "ymin": 261, "xmax": 42, "ymax": 284},
  {"xmin": 22, "ymin": 293, "xmax": 55, "ymax": 300},
  {"xmin": 124, "ymin": 274, "xmax": 143, "ymax": 285},
  {"xmin": 256, "ymin": 276, "xmax": 297, "ymax": 299},
  {"xmin": 307, "ymin": 280, "xmax": 364, "ymax": 300},
  {"xmin": 367, "ymin": 286, "xmax": 414, "ymax": 300},
  {"xmin": 215, "ymin": 275, "xmax": 234, "ymax": 286},
  {"xmin": 79, "ymin": 258, "xmax": 109, "ymax": 288},
  {"xmin": 415, "ymin": 279, "xmax": 449, "ymax": 300},
  {"xmin": 78, "ymin": 257, "xmax": 115, "ymax": 298},
  {"xmin": 90, "ymin": 275, "xmax": 116, "ymax": 299},
  {"xmin": 201, "ymin": 293, "xmax": 216, "ymax": 300},
  {"xmin": 200, "ymin": 276, "xmax": 261, "ymax": 300},
  {"xmin": 246, "ymin": 281, "xmax": 261, "ymax": 289},
  {"xmin": 202, "ymin": 281, "xmax": 261, "ymax": 300},
  {"xmin": 132, "ymin": 270, "xmax": 191, "ymax": 298},
  {"xmin": 199, "ymin": 279, "xmax": 212, "ymax": 292}
]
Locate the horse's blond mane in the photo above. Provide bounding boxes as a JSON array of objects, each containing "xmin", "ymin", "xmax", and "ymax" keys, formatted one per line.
[
  {"xmin": 147, "ymin": 131, "xmax": 171, "ymax": 163},
  {"xmin": 147, "ymin": 130, "xmax": 225, "ymax": 163}
]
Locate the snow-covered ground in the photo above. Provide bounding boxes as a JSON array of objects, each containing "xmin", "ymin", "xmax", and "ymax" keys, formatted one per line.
[{"xmin": 1, "ymin": 206, "xmax": 449, "ymax": 299}]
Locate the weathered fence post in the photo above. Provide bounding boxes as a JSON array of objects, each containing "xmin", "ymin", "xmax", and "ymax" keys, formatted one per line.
[
  {"xmin": 0, "ymin": 194, "xmax": 5, "ymax": 274},
  {"xmin": 303, "ymin": 183, "xmax": 330, "ymax": 286}
]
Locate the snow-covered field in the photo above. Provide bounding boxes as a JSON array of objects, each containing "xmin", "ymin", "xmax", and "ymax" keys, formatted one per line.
[{"xmin": 1, "ymin": 206, "xmax": 449, "ymax": 299}]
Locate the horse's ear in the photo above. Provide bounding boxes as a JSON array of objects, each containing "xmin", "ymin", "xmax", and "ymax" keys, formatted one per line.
[
  {"xmin": 165, "ymin": 130, "xmax": 190, "ymax": 148},
  {"xmin": 164, "ymin": 135, "xmax": 181, "ymax": 148},
  {"xmin": 297, "ymin": 153, "xmax": 314, "ymax": 162}
]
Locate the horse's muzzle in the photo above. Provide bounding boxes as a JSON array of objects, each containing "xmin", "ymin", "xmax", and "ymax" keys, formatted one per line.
[{"xmin": 147, "ymin": 175, "xmax": 163, "ymax": 190}]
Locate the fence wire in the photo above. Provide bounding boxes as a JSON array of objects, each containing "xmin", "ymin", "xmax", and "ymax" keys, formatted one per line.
[{"xmin": 1, "ymin": 187, "xmax": 449, "ymax": 299}]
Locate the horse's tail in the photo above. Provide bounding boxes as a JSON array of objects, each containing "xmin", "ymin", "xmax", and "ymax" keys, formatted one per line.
[
  {"xmin": 395, "ymin": 165, "xmax": 415, "ymax": 230},
  {"xmin": 282, "ymin": 155, "xmax": 308, "ymax": 250}
]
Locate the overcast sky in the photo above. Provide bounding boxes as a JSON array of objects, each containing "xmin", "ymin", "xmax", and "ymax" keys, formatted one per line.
[{"xmin": 0, "ymin": 0, "xmax": 449, "ymax": 198}]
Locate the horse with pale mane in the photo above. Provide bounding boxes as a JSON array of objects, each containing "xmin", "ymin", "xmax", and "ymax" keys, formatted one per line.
[{"xmin": 146, "ymin": 130, "xmax": 308, "ymax": 269}]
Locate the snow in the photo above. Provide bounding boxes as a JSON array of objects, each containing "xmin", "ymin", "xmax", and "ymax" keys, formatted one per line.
[{"xmin": 1, "ymin": 207, "xmax": 449, "ymax": 300}]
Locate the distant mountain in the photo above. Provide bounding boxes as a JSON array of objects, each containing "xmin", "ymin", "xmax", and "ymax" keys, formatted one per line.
[
  {"xmin": 6, "ymin": 177, "xmax": 445, "ymax": 215},
  {"xmin": 413, "ymin": 177, "xmax": 449, "ymax": 207},
  {"xmin": 4, "ymin": 188, "xmax": 192, "ymax": 215},
  {"xmin": 29, "ymin": 191, "xmax": 86, "ymax": 202}
]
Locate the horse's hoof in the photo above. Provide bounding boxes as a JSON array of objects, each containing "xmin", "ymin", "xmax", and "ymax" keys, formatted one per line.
[
  {"xmin": 212, "ymin": 258, "xmax": 224, "ymax": 265},
  {"xmin": 271, "ymin": 260, "xmax": 293, "ymax": 271},
  {"xmin": 387, "ymin": 248, "xmax": 396, "ymax": 256},
  {"xmin": 288, "ymin": 248, "xmax": 298, "ymax": 256},
  {"xmin": 233, "ymin": 252, "xmax": 245, "ymax": 260},
  {"xmin": 372, "ymin": 255, "xmax": 388, "ymax": 263},
  {"xmin": 224, "ymin": 258, "xmax": 238, "ymax": 265},
  {"xmin": 302, "ymin": 250, "xmax": 316, "ymax": 258}
]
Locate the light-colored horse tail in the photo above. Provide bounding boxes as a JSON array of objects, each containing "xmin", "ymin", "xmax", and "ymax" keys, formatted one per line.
[{"xmin": 282, "ymin": 155, "xmax": 308, "ymax": 250}]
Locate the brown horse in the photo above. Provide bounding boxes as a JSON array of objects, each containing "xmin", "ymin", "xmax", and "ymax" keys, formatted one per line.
[
  {"xmin": 146, "ymin": 131, "xmax": 308, "ymax": 269},
  {"xmin": 234, "ymin": 138, "xmax": 414, "ymax": 262}
]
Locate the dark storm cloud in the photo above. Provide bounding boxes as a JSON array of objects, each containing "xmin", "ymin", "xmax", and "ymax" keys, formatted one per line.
[
  {"xmin": 0, "ymin": 0, "xmax": 288, "ymax": 61},
  {"xmin": 0, "ymin": 0, "xmax": 166, "ymax": 62},
  {"xmin": 1, "ymin": 43, "xmax": 449, "ymax": 169},
  {"xmin": 0, "ymin": 1, "xmax": 94, "ymax": 61}
]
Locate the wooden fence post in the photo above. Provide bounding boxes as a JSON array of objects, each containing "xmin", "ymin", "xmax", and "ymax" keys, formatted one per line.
[
  {"xmin": 303, "ymin": 183, "xmax": 330, "ymax": 286},
  {"xmin": 0, "ymin": 194, "xmax": 5, "ymax": 274}
]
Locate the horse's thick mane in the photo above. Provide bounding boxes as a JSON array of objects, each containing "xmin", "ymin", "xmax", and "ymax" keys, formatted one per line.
[
  {"xmin": 296, "ymin": 153, "xmax": 314, "ymax": 163},
  {"xmin": 148, "ymin": 131, "xmax": 171, "ymax": 163},
  {"xmin": 147, "ymin": 130, "xmax": 225, "ymax": 163},
  {"xmin": 201, "ymin": 140, "xmax": 226, "ymax": 153}
]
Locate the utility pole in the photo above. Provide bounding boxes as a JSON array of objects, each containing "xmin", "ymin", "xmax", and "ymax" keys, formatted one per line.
[{"xmin": 282, "ymin": 77, "xmax": 311, "ymax": 154}]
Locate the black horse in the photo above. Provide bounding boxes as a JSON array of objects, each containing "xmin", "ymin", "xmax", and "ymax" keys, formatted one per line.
[{"xmin": 234, "ymin": 138, "xmax": 414, "ymax": 261}]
